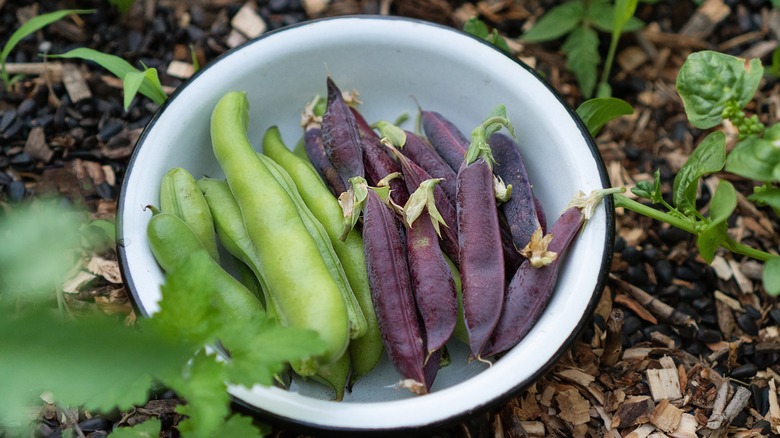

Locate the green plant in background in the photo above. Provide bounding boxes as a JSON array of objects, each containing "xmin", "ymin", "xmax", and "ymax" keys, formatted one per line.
[
  {"xmin": 0, "ymin": 9, "xmax": 94, "ymax": 88},
  {"xmin": 0, "ymin": 201, "xmax": 327, "ymax": 437},
  {"xmin": 108, "ymin": 0, "xmax": 135, "ymax": 14},
  {"xmin": 520, "ymin": 0, "xmax": 643, "ymax": 98},
  {"xmin": 611, "ymin": 50, "xmax": 780, "ymax": 296},
  {"xmin": 462, "ymin": 17, "xmax": 512, "ymax": 54},
  {"xmin": 49, "ymin": 47, "xmax": 168, "ymax": 110}
]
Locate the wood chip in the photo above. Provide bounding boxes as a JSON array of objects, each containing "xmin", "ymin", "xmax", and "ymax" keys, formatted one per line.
[
  {"xmin": 167, "ymin": 60, "xmax": 195, "ymax": 80},
  {"xmin": 728, "ymin": 258, "xmax": 754, "ymax": 294},
  {"xmin": 226, "ymin": 29, "xmax": 248, "ymax": 48},
  {"xmin": 518, "ymin": 421, "xmax": 545, "ymax": 437},
  {"xmin": 540, "ymin": 385, "xmax": 556, "ymax": 407},
  {"xmin": 231, "ymin": 2, "xmax": 267, "ymax": 39},
  {"xmin": 647, "ymin": 367, "xmax": 683, "ymax": 401},
  {"xmin": 769, "ymin": 379, "xmax": 780, "ymax": 434},
  {"xmin": 611, "ymin": 396, "xmax": 655, "ymax": 429},
  {"xmin": 4, "ymin": 62, "xmax": 64, "ymax": 82},
  {"xmin": 63, "ymin": 270, "xmax": 97, "ymax": 294},
  {"xmin": 24, "ymin": 127, "xmax": 54, "ymax": 163},
  {"xmin": 555, "ymin": 388, "xmax": 590, "ymax": 426},
  {"xmin": 680, "ymin": 0, "xmax": 730, "ymax": 39},
  {"xmin": 62, "ymin": 63, "xmax": 92, "ymax": 103},
  {"xmin": 650, "ymin": 399, "xmax": 683, "ymax": 433},
  {"xmin": 87, "ymin": 257, "xmax": 123, "ymax": 284},
  {"xmin": 625, "ymin": 423, "xmax": 656, "ymax": 438},
  {"xmin": 615, "ymin": 293, "xmax": 658, "ymax": 324},
  {"xmin": 669, "ymin": 413, "xmax": 698, "ymax": 438},
  {"xmin": 610, "ymin": 274, "xmax": 697, "ymax": 328},
  {"xmin": 617, "ymin": 46, "xmax": 649, "ymax": 73},
  {"xmin": 556, "ymin": 368, "xmax": 596, "ymax": 387},
  {"xmin": 301, "ymin": 0, "xmax": 330, "ymax": 17}
]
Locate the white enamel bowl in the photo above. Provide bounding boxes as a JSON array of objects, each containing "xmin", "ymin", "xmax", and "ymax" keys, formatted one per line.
[{"xmin": 118, "ymin": 16, "xmax": 614, "ymax": 434}]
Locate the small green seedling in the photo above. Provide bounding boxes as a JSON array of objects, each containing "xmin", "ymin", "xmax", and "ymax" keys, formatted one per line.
[
  {"xmin": 0, "ymin": 9, "xmax": 95, "ymax": 88},
  {"xmin": 49, "ymin": 47, "xmax": 168, "ymax": 109},
  {"xmin": 521, "ymin": 0, "xmax": 642, "ymax": 98},
  {"xmin": 610, "ymin": 50, "xmax": 780, "ymax": 296},
  {"xmin": 576, "ymin": 97, "xmax": 634, "ymax": 137}
]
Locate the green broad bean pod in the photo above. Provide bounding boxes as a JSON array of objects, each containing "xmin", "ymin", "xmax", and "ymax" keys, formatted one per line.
[
  {"xmin": 197, "ymin": 177, "xmax": 277, "ymax": 319},
  {"xmin": 262, "ymin": 126, "xmax": 383, "ymax": 384},
  {"xmin": 159, "ymin": 167, "xmax": 220, "ymax": 262},
  {"xmin": 256, "ymin": 152, "xmax": 368, "ymax": 340},
  {"xmin": 146, "ymin": 209, "xmax": 264, "ymax": 321},
  {"xmin": 210, "ymin": 91, "xmax": 350, "ymax": 371}
]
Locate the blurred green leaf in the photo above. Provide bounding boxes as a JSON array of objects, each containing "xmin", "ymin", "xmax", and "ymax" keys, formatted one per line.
[
  {"xmin": 0, "ymin": 9, "xmax": 95, "ymax": 85},
  {"xmin": 562, "ymin": 26, "xmax": 600, "ymax": 98},
  {"xmin": 520, "ymin": 1, "xmax": 585, "ymax": 43},
  {"xmin": 108, "ymin": 0, "xmax": 135, "ymax": 14},
  {"xmin": 764, "ymin": 257, "xmax": 780, "ymax": 296},
  {"xmin": 725, "ymin": 136, "xmax": 780, "ymax": 182},
  {"xmin": 576, "ymin": 97, "xmax": 634, "ymax": 137},
  {"xmin": 110, "ymin": 419, "xmax": 162, "ymax": 438}
]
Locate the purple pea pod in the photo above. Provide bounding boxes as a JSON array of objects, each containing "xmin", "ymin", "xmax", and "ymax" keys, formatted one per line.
[
  {"xmin": 403, "ymin": 178, "xmax": 458, "ymax": 357},
  {"xmin": 384, "ymin": 139, "xmax": 460, "ymax": 266},
  {"xmin": 303, "ymin": 127, "xmax": 348, "ymax": 196},
  {"xmin": 350, "ymin": 108, "xmax": 410, "ymax": 206},
  {"xmin": 489, "ymin": 132, "xmax": 542, "ymax": 251},
  {"xmin": 321, "ymin": 77, "xmax": 364, "ymax": 186},
  {"xmin": 399, "ymin": 130, "xmax": 458, "ymax": 206},
  {"xmin": 421, "ymin": 109, "xmax": 468, "ymax": 172},
  {"xmin": 347, "ymin": 176, "xmax": 427, "ymax": 394},
  {"xmin": 456, "ymin": 106, "xmax": 513, "ymax": 359},
  {"xmin": 481, "ymin": 188, "xmax": 619, "ymax": 358}
]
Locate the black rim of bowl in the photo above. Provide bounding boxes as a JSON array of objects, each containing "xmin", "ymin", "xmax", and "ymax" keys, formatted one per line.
[{"xmin": 116, "ymin": 14, "xmax": 616, "ymax": 435}]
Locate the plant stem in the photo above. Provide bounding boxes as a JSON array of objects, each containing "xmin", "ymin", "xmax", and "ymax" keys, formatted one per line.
[
  {"xmin": 614, "ymin": 193, "xmax": 776, "ymax": 262},
  {"xmin": 613, "ymin": 193, "xmax": 696, "ymax": 233},
  {"xmin": 599, "ymin": 33, "xmax": 620, "ymax": 93}
]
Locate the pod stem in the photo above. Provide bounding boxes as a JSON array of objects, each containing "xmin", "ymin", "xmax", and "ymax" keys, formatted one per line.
[{"xmin": 464, "ymin": 105, "xmax": 516, "ymax": 168}]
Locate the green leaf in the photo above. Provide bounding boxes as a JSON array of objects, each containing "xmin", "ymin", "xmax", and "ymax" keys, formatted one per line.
[
  {"xmin": 576, "ymin": 97, "xmax": 634, "ymax": 137},
  {"xmin": 672, "ymin": 131, "xmax": 726, "ymax": 213},
  {"xmin": 613, "ymin": 0, "xmax": 640, "ymax": 33},
  {"xmin": 110, "ymin": 419, "xmax": 162, "ymax": 438},
  {"xmin": 108, "ymin": 0, "xmax": 135, "ymax": 14},
  {"xmin": 562, "ymin": 26, "xmax": 600, "ymax": 98},
  {"xmin": 676, "ymin": 51, "xmax": 764, "ymax": 129},
  {"xmin": 696, "ymin": 221, "xmax": 727, "ymax": 263},
  {"xmin": 520, "ymin": 1, "xmax": 585, "ymax": 43},
  {"xmin": 695, "ymin": 180, "xmax": 736, "ymax": 263},
  {"xmin": 463, "ymin": 16, "xmax": 490, "ymax": 38},
  {"xmin": 0, "ymin": 311, "xmax": 193, "ymax": 429},
  {"xmin": 220, "ymin": 414, "xmax": 264, "ymax": 437},
  {"xmin": 0, "ymin": 199, "xmax": 85, "ymax": 299},
  {"xmin": 168, "ymin": 351, "xmax": 229, "ymax": 438},
  {"xmin": 589, "ymin": 3, "xmax": 644, "ymax": 33},
  {"xmin": 708, "ymin": 180, "xmax": 737, "ymax": 226},
  {"xmin": 764, "ymin": 257, "xmax": 780, "ymax": 296},
  {"xmin": 50, "ymin": 48, "xmax": 167, "ymax": 105},
  {"xmin": 725, "ymin": 136, "xmax": 780, "ymax": 182},
  {"xmin": 144, "ymin": 251, "xmax": 222, "ymax": 345},
  {"xmin": 219, "ymin": 314, "xmax": 327, "ymax": 387},
  {"xmin": 123, "ymin": 70, "xmax": 146, "ymax": 110},
  {"xmin": 0, "ymin": 9, "xmax": 95, "ymax": 83},
  {"xmin": 748, "ymin": 187, "xmax": 780, "ymax": 213},
  {"xmin": 374, "ymin": 121, "xmax": 407, "ymax": 148},
  {"xmin": 486, "ymin": 30, "xmax": 513, "ymax": 54}
]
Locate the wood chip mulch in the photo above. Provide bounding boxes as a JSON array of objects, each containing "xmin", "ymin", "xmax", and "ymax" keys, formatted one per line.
[{"xmin": 1, "ymin": 0, "xmax": 779, "ymax": 437}]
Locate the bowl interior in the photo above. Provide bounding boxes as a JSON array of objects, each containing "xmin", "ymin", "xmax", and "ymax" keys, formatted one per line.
[{"xmin": 118, "ymin": 16, "xmax": 612, "ymax": 432}]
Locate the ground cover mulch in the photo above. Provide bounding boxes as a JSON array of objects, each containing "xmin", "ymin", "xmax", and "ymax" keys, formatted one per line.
[{"xmin": 1, "ymin": 0, "xmax": 779, "ymax": 436}]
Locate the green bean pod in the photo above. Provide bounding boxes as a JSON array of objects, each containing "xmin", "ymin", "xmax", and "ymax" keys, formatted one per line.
[
  {"xmin": 310, "ymin": 352, "xmax": 350, "ymax": 401},
  {"xmin": 262, "ymin": 126, "xmax": 382, "ymax": 379},
  {"xmin": 257, "ymin": 151, "xmax": 368, "ymax": 340},
  {"xmin": 146, "ymin": 209, "xmax": 264, "ymax": 320},
  {"xmin": 197, "ymin": 177, "xmax": 278, "ymax": 320},
  {"xmin": 210, "ymin": 91, "xmax": 350, "ymax": 371},
  {"xmin": 159, "ymin": 167, "xmax": 220, "ymax": 262}
]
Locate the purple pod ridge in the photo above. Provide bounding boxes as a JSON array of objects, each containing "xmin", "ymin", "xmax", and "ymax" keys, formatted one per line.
[
  {"xmin": 321, "ymin": 77, "xmax": 364, "ymax": 185},
  {"xmin": 362, "ymin": 188, "xmax": 427, "ymax": 394},
  {"xmin": 481, "ymin": 206, "xmax": 584, "ymax": 358},
  {"xmin": 401, "ymin": 130, "xmax": 458, "ymax": 205},
  {"xmin": 303, "ymin": 127, "xmax": 348, "ymax": 196},
  {"xmin": 406, "ymin": 205, "xmax": 458, "ymax": 356},
  {"xmin": 489, "ymin": 132, "xmax": 541, "ymax": 251},
  {"xmin": 456, "ymin": 158, "xmax": 505, "ymax": 358},
  {"xmin": 534, "ymin": 195, "xmax": 548, "ymax": 234},
  {"xmin": 421, "ymin": 110, "xmax": 468, "ymax": 172},
  {"xmin": 389, "ymin": 143, "xmax": 460, "ymax": 266},
  {"xmin": 349, "ymin": 108, "xmax": 410, "ymax": 206}
]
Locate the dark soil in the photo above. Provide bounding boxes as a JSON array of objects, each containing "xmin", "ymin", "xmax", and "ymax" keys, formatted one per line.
[{"xmin": 1, "ymin": 0, "xmax": 779, "ymax": 437}]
